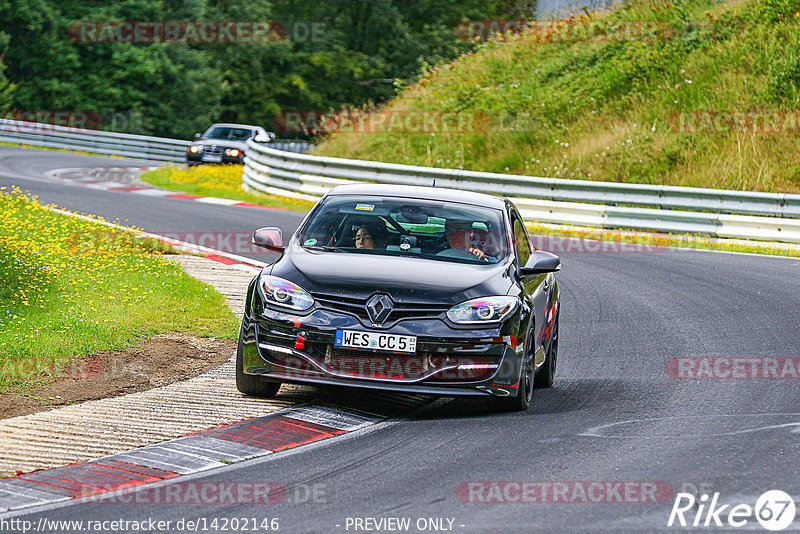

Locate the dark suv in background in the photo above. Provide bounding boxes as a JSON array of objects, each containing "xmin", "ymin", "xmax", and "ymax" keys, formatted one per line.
[{"xmin": 186, "ymin": 123, "xmax": 275, "ymax": 165}]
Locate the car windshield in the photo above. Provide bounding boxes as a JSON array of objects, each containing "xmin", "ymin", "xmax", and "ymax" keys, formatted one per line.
[
  {"xmin": 299, "ymin": 195, "xmax": 509, "ymax": 264},
  {"xmin": 204, "ymin": 127, "xmax": 253, "ymax": 141}
]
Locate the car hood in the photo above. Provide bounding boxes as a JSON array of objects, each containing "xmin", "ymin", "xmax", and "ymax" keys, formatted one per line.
[
  {"xmin": 270, "ymin": 244, "xmax": 514, "ymax": 305},
  {"xmin": 194, "ymin": 139, "xmax": 249, "ymax": 151}
]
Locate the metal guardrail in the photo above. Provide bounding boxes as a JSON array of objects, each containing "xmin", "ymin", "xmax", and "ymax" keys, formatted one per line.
[
  {"xmin": 0, "ymin": 118, "xmax": 311, "ymax": 162},
  {"xmin": 243, "ymin": 140, "xmax": 800, "ymax": 243},
  {"xmin": 0, "ymin": 118, "xmax": 191, "ymax": 162},
  {"xmin": 270, "ymin": 141, "xmax": 314, "ymax": 154}
]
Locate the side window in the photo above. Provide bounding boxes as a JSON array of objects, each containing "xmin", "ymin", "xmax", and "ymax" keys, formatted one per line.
[{"xmin": 513, "ymin": 216, "xmax": 531, "ymax": 267}]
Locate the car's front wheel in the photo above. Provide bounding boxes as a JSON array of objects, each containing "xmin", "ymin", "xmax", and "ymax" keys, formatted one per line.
[
  {"xmin": 492, "ymin": 329, "xmax": 534, "ymax": 412},
  {"xmin": 236, "ymin": 331, "xmax": 281, "ymax": 397}
]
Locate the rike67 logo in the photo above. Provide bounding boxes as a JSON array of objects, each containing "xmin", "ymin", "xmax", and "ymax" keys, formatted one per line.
[{"xmin": 668, "ymin": 490, "xmax": 796, "ymax": 531}]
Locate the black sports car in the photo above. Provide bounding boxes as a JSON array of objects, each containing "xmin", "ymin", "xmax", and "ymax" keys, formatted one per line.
[{"xmin": 237, "ymin": 184, "xmax": 561, "ymax": 411}]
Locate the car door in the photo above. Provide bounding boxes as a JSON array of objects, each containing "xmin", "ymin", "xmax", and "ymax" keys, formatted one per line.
[{"xmin": 511, "ymin": 210, "xmax": 549, "ymax": 366}]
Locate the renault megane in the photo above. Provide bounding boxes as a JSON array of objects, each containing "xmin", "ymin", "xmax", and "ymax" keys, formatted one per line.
[{"xmin": 237, "ymin": 184, "xmax": 561, "ymax": 411}]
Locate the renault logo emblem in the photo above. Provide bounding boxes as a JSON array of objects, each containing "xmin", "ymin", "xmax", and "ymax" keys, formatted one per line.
[{"xmin": 366, "ymin": 294, "xmax": 393, "ymax": 324}]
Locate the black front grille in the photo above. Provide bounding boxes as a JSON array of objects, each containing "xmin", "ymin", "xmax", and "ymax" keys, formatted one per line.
[
  {"xmin": 312, "ymin": 294, "xmax": 366, "ymax": 317},
  {"xmin": 202, "ymin": 146, "xmax": 223, "ymax": 155},
  {"xmin": 310, "ymin": 292, "xmax": 448, "ymax": 323}
]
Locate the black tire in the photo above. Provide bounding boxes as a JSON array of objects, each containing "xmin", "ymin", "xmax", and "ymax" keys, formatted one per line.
[
  {"xmin": 534, "ymin": 312, "xmax": 559, "ymax": 389},
  {"xmin": 493, "ymin": 329, "xmax": 534, "ymax": 412},
  {"xmin": 236, "ymin": 332, "xmax": 281, "ymax": 397}
]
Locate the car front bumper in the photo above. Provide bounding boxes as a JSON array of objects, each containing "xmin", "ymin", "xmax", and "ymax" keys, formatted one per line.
[
  {"xmin": 240, "ymin": 297, "xmax": 526, "ymax": 398},
  {"xmin": 186, "ymin": 153, "xmax": 244, "ymax": 165}
]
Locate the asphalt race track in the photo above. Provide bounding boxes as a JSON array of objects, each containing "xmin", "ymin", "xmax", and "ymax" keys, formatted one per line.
[{"xmin": 2, "ymin": 146, "xmax": 799, "ymax": 532}]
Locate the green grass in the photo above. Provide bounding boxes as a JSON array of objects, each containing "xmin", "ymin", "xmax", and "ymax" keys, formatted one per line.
[
  {"xmin": 316, "ymin": 0, "xmax": 800, "ymax": 194},
  {"xmin": 0, "ymin": 187, "xmax": 239, "ymax": 393},
  {"xmin": 140, "ymin": 165, "xmax": 315, "ymax": 212}
]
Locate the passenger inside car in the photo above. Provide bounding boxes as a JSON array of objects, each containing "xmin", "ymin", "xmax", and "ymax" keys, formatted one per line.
[
  {"xmin": 355, "ymin": 225, "xmax": 376, "ymax": 249},
  {"xmin": 345, "ymin": 217, "xmax": 386, "ymax": 250}
]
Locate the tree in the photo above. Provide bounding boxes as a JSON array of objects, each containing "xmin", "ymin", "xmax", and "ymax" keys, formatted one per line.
[
  {"xmin": 0, "ymin": 32, "xmax": 15, "ymax": 112},
  {"xmin": 0, "ymin": 0, "xmax": 517, "ymax": 138}
]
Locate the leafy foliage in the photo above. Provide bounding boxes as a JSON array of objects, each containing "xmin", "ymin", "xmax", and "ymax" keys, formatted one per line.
[
  {"xmin": 759, "ymin": 0, "xmax": 800, "ymax": 22},
  {"xmin": 0, "ymin": 0, "xmax": 511, "ymax": 138},
  {"xmin": 0, "ymin": 31, "xmax": 15, "ymax": 111}
]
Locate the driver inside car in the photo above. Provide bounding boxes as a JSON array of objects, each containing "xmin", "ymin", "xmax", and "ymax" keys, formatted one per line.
[{"xmin": 437, "ymin": 219, "xmax": 498, "ymax": 263}]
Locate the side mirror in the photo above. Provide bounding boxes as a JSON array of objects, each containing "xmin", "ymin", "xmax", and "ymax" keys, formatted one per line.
[
  {"xmin": 519, "ymin": 251, "xmax": 560, "ymax": 276},
  {"xmin": 253, "ymin": 227, "xmax": 284, "ymax": 253},
  {"xmin": 254, "ymin": 132, "xmax": 275, "ymax": 143},
  {"xmin": 194, "ymin": 132, "xmax": 201, "ymax": 140}
]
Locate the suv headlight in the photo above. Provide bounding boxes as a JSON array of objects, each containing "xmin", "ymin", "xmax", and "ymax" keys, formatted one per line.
[
  {"xmin": 258, "ymin": 275, "xmax": 314, "ymax": 311},
  {"xmin": 447, "ymin": 296, "xmax": 518, "ymax": 324},
  {"xmin": 225, "ymin": 148, "xmax": 241, "ymax": 157}
]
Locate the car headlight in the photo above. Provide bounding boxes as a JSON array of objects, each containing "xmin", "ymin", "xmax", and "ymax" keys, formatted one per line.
[
  {"xmin": 188, "ymin": 145, "xmax": 200, "ymax": 153},
  {"xmin": 447, "ymin": 296, "xmax": 518, "ymax": 324},
  {"xmin": 258, "ymin": 275, "xmax": 314, "ymax": 311},
  {"xmin": 225, "ymin": 148, "xmax": 241, "ymax": 157}
]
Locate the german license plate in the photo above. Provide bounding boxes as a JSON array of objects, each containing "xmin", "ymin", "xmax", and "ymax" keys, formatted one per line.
[
  {"xmin": 202, "ymin": 154, "xmax": 222, "ymax": 163},
  {"xmin": 334, "ymin": 329, "xmax": 417, "ymax": 353}
]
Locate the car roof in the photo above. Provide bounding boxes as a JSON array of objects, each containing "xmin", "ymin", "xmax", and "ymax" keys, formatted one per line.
[
  {"xmin": 207, "ymin": 123, "xmax": 259, "ymax": 129},
  {"xmin": 326, "ymin": 183, "xmax": 509, "ymax": 210}
]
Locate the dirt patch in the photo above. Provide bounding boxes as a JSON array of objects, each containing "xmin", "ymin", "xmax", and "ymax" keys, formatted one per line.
[{"xmin": 0, "ymin": 333, "xmax": 236, "ymax": 420}]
